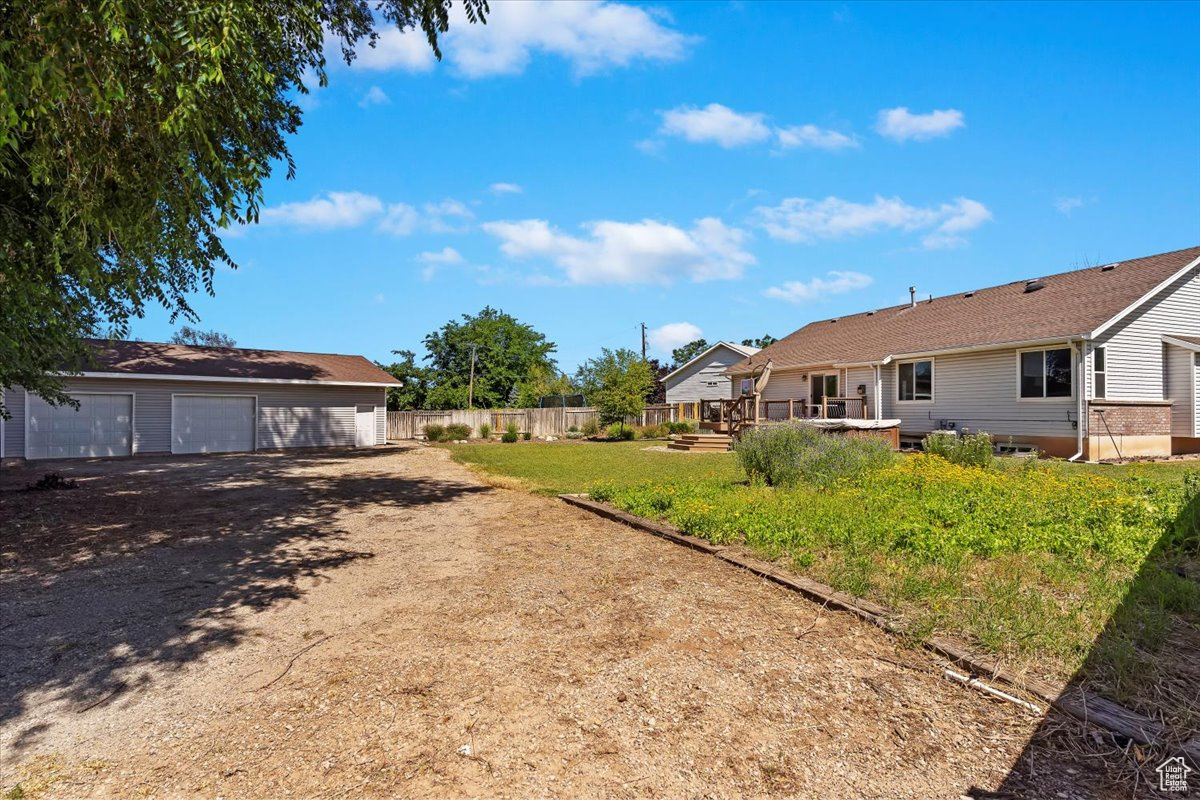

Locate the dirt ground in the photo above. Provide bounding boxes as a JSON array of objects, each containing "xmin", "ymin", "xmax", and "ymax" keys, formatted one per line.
[{"xmin": 0, "ymin": 444, "xmax": 1141, "ymax": 798}]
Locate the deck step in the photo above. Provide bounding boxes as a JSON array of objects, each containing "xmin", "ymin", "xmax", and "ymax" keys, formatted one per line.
[{"xmin": 668, "ymin": 433, "xmax": 733, "ymax": 452}]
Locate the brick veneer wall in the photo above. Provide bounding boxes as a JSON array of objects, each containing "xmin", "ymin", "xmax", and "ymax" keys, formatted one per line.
[{"xmin": 1087, "ymin": 401, "xmax": 1172, "ymax": 437}]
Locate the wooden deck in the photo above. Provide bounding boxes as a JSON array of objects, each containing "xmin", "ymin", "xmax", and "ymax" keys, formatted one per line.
[{"xmin": 698, "ymin": 396, "xmax": 870, "ymax": 435}]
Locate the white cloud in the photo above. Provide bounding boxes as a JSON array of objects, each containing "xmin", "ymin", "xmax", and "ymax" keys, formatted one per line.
[
  {"xmin": 378, "ymin": 202, "xmax": 420, "ymax": 236},
  {"xmin": 764, "ymin": 271, "xmax": 873, "ymax": 303},
  {"xmin": 482, "ymin": 216, "xmax": 754, "ymax": 285},
  {"xmin": 658, "ymin": 103, "xmax": 771, "ymax": 148},
  {"xmin": 752, "ymin": 194, "xmax": 991, "ymax": 249},
  {"xmin": 358, "ymin": 86, "xmax": 391, "ymax": 107},
  {"xmin": 648, "ymin": 322, "xmax": 703, "ymax": 353},
  {"xmin": 775, "ymin": 124, "xmax": 859, "ymax": 151},
  {"xmin": 259, "ymin": 191, "xmax": 383, "ymax": 230},
  {"xmin": 489, "ymin": 182, "xmax": 523, "ymax": 195},
  {"xmin": 351, "ymin": 27, "xmax": 437, "ymax": 72},
  {"xmin": 446, "ymin": 0, "xmax": 695, "ymax": 78},
  {"xmin": 1054, "ymin": 196, "xmax": 1085, "ymax": 216},
  {"xmin": 876, "ymin": 107, "xmax": 965, "ymax": 142},
  {"xmin": 417, "ymin": 247, "xmax": 465, "ymax": 264},
  {"xmin": 423, "ymin": 199, "xmax": 475, "ymax": 233},
  {"xmin": 372, "ymin": 292, "xmax": 386, "ymax": 304}
]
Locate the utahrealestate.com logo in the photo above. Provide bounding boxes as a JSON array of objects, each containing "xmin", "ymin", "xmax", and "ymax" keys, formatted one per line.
[{"xmin": 1157, "ymin": 756, "xmax": 1193, "ymax": 793}]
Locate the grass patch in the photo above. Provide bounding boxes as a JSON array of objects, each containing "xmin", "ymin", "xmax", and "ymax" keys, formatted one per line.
[{"xmin": 447, "ymin": 440, "xmax": 741, "ymax": 496}]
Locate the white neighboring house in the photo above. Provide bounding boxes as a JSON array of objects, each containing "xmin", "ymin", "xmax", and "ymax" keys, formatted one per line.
[{"xmin": 662, "ymin": 342, "xmax": 760, "ymax": 404}]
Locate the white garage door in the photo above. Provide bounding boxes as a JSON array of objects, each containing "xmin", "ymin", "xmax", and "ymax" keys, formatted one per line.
[
  {"xmin": 172, "ymin": 395, "xmax": 256, "ymax": 454},
  {"xmin": 26, "ymin": 393, "xmax": 133, "ymax": 459}
]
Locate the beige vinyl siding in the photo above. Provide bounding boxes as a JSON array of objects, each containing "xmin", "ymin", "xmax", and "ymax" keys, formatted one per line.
[
  {"xmin": 20, "ymin": 378, "xmax": 385, "ymax": 455},
  {"xmin": 1092, "ymin": 268, "xmax": 1200, "ymax": 400},
  {"xmin": 1165, "ymin": 345, "xmax": 1198, "ymax": 436},
  {"xmin": 744, "ymin": 368, "xmax": 810, "ymax": 403},
  {"xmin": 2, "ymin": 387, "xmax": 26, "ymax": 458},
  {"xmin": 845, "ymin": 367, "xmax": 875, "ymax": 418},
  {"xmin": 665, "ymin": 346, "xmax": 751, "ymax": 403},
  {"xmin": 880, "ymin": 347, "xmax": 1077, "ymax": 438}
]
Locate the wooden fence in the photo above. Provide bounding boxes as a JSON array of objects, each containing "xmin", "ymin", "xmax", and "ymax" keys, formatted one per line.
[{"xmin": 386, "ymin": 404, "xmax": 687, "ymax": 440}]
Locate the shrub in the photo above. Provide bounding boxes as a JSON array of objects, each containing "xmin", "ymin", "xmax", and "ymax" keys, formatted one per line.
[
  {"xmin": 445, "ymin": 423, "xmax": 471, "ymax": 441},
  {"xmin": 423, "ymin": 423, "xmax": 445, "ymax": 442},
  {"xmin": 505, "ymin": 420, "xmax": 520, "ymax": 436},
  {"xmin": 666, "ymin": 420, "xmax": 697, "ymax": 434},
  {"xmin": 479, "ymin": 423, "xmax": 492, "ymax": 439},
  {"xmin": 581, "ymin": 419, "xmax": 600, "ymax": 437},
  {"xmin": 923, "ymin": 430, "xmax": 995, "ymax": 468},
  {"xmin": 522, "ymin": 431, "xmax": 532, "ymax": 441},
  {"xmin": 567, "ymin": 424, "xmax": 579, "ymax": 433},
  {"xmin": 501, "ymin": 430, "xmax": 519, "ymax": 443},
  {"xmin": 633, "ymin": 423, "xmax": 669, "ymax": 439},
  {"xmin": 735, "ymin": 422, "xmax": 896, "ymax": 489},
  {"xmin": 606, "ymin": 422, "xmax": 635, "ymax": 441}
]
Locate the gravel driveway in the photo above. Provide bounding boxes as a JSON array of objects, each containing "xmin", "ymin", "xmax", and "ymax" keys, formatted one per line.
[{"xmin": 1, "ymin": 444, "xmax": 1108, "ymax": 798}]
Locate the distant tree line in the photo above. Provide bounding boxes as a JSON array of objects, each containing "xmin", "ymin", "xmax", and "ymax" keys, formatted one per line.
[{"xmin": 380, "ymin": 307, "xmax": 773, "ymax": 415}]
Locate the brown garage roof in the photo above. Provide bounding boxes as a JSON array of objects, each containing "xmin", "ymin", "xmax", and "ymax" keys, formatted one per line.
[
  {"xmin": 730, "ymin": 246, "xmax": 1200, "ymax": 373},
  {"xmin": 78, "ymin": 340, "xmax": 401, "ymax": 385}
]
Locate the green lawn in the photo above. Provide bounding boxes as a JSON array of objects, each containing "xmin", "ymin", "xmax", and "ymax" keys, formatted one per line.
[
  {"xmin": 446, "ymin": 440, "xmax": 741, "ymax": 495},
  {"xmin": 449, "ymin": 438, "xmax": 1199, "ymax": 733}
]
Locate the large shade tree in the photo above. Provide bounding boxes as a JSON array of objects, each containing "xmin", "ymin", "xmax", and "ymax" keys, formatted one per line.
[
  {"xmin": 575, "ymin": 348, "xmax": 655, "ymax": 430},
  {"xmin": 422, "ymin": 307, "xmax": 558, "ymax": 409},
  {"xmin": 0, "ymin": 0, "xmax": 487, "ymax": 413}
]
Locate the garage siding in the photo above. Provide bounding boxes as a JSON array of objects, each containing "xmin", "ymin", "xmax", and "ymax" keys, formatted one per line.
[
  {"xmin": 2, "ymin": 387, "xmax": 26, "ymax": 458},
  {"xmin": 10, "ymin": 379, "xmax": 386, "ymax": 457}
]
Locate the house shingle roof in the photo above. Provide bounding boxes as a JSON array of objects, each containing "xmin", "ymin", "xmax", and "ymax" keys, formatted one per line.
[
  {"xmin": 79, "ymin": 340, "xmax": 401, "ymax": 385},
  {"xmin": 730, "ymin": 247, "xmax": 1200, "ymax": 373}
]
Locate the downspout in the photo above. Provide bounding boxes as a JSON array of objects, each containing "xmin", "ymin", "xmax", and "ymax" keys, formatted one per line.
[
  {"xmin": 873, "ymin": 364, "xmax": 883, "ymax": 421},
  {"xmin": 1068, "ymin": 338, "xmax": 1086, "ymax": 461}
]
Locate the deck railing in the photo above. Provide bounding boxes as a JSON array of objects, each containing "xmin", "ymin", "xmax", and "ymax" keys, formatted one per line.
[{"xmin": 698, "ymin": 395, "xmax": 869, "ymax": 434}]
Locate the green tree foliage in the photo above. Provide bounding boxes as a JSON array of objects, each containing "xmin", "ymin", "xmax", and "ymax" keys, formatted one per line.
[
  {"xmin": 514, "ymin": 363, "xmax": 576, "ymax": 408},
  {"xmin": 380, "ymin": 349, "xmax": 431, "ymax": 411},
  {"xmin": 169, "ymin": 326, "xmax": 236, "ymax": 348},
  {"xmin": 670, "ymin": 338, "xmax": 710, "ymax": 369},
  {"xmin": 741, "ymin": 334, "xmax": 778, "ymax": 349},
  {"xmin": 423, "ymin": 307, "xmax": 558, "ymax": 409},
  {"xmin": 0, "ymin": 1, "xmax": 487, "ymax": 413},
  {"xmin": 575, "ymin": 348, "xmax": 654, "ymax": 431}
]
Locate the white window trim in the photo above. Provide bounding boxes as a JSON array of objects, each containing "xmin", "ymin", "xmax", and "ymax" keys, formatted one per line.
[
  {"xmin": 1092, "ymin": 345, "xmax": 1107, "ymax": 400},
  {"xmin": 1015, "ymin": 345, "xmax": 1076, "ymax": 402},
  {"xmin": 896, "ymin": 358, "xmax": 935, "ymax": 404},
  {"xmin": 24, "ymin": 389, "xmax": 137, "ymax": 460},
  {"xmin": 170, "ymin": 393, "xmax": 259, "ymax": 454},
  {"xmin": 809, "ymin": 372, "xmax": 840, "ymax": 405}
]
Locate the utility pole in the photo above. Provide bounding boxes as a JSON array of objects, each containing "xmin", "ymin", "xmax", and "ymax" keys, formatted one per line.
[
  {"xmin": 467, "ymin": 343, "xmax": 478, "ymax": 409},
  {"xmin": 640, "ymin": 322, "xmax": 647, "ymax": 361}
]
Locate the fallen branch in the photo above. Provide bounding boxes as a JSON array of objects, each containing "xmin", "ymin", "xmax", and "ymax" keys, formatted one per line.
[{"xmin": 254, "ymin": 635, "xmax": 334, "ymax": 691}]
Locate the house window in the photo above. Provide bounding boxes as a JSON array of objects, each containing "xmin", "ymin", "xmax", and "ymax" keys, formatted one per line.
[
  {"xmin": 810, "ymin": 373, "xmax": 838, "ymax": 406},
  {"xmin": 1019, "ymin": 347, "xmax": 1073, "ymax": 399},
  {"xmin": 898, "ymin": 359, "xmax": 934, "ymax": 402},
  {"xmin": 1093, "ymin": 346, "xmax": 1106, "ymax": 399}
]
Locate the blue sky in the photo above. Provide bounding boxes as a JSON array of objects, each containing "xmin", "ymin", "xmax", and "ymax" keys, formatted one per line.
[{"xmin": 134, "ymin": 0, "xmax": 1200, "ymax": 372}]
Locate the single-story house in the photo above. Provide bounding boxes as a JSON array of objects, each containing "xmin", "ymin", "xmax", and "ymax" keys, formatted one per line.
[
  {"xmin": 1, "ymin": 339, "xmax": 400, "ymax": 461},
  {"xmin": 662, "ymin": 341, "xmax": 760, "ymax": 404},
  {"xmin": 727, "ymin": 246, "xmax": 1200, "ymax": 460}
]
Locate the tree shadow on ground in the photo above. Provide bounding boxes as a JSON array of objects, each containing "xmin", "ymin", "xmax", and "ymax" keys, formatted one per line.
[
  {"xmin": 976, "ymin": 482, "xmax": 1200, "ymax": 798},
  {"xmin": 0, "ymin": 446, "xmax": 488, "ymax": 754}
]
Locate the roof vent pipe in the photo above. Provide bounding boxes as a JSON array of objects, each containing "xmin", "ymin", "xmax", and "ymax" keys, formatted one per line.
[{"xmin": 909, "ymin": 286, "xmax": 916, "ymax": 308}]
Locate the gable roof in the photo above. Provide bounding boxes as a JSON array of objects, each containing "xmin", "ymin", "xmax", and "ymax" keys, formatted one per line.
[
  {"xmin": 1164, "ymin": 334, "xmax": 1200, "ymax": 352},
  {"xmin": 661, "ymin": 341, "xmax": 760, "ymax": 383},
  {"xmin": 730, "ymin": 247, "xmax": 1200, "ymax": 374},
  {"xmin": 77, "ymin": 339, "xmax": 401, "ymax": 385}
]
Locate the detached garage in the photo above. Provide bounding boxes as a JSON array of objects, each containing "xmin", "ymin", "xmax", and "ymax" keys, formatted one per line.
[{"xmin": 1, "ymin": 339, "xmax": 400, "ymax": 461}]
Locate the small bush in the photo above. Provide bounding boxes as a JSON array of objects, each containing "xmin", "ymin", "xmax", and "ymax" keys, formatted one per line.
[
  {"xmin": 666, "ymin": 420, "xmax": 697, "ymax": 434},
  {"xmin": 633, "ymin": 423, "xmax": 669, "ymax": 439},
  {"xmin": 479, "ymin": 423, "xmax": 492, "ymax": 439},
  {"xmin": 581, "ymin": 419, "xmax": 600, "ymax": 437},
  {"xmin": 606, "ymin": 422, "xmax": 635, "ymax": 440},
  {"xmin": 923, "ymin": 430, "xmax": 994, "ymax": 468},
  {"xmin": 505, "ymin": 420, "xmax": 519, "ymax": 436},
  {"xmin": 423, "ymin": 423, "xmax": 445, "ymax": 442},
  {"xmin": 735, "ymin": 422, "xmax": 896, "ymax": 489},
  {"xmin": 567, "ymin": 424, "xmax": 579, "ymax": 433},
  {"xmin": 445, "ymin": 423, "xmax": 471, "ymax": 441},
  {"xmin": 566, "ymin": 431, "xmax": 584, "ymax": 439},
  {"xmin": 501, "ymin": 431, "xmax": 519, "ymax": 443},
  {"xmin": 522, "ymin": 431, "xmax": 532, "ymax": 441}
]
